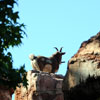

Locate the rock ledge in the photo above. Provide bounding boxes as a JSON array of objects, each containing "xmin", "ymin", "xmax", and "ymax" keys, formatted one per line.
[{"xmin": 15, "ymin": 70, "xmax": 64, "ymax": 100}]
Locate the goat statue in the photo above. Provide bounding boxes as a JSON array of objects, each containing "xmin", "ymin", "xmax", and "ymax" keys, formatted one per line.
[{"xmin": 29, "ymin": 47, "xmax": 65, "ymax": 73}]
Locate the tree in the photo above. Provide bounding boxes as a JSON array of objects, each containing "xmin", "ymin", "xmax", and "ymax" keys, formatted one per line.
[{"xmin": 0, "ymin": 0, "xmax": 28, "ymax": 89}]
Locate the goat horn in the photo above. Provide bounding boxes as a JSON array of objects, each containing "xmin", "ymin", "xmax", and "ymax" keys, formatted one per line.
[
  {"xmin": 60, "ymin": 47, "xmax": 63, "ymax": 52},
  {"xmin": 54, "ymin": 47, "xmax": 58, "ymax": 51}
]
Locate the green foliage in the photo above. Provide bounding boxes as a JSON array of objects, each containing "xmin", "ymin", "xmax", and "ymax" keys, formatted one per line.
[{"xmin": 0, "ymin": 0, "xmax": 28, "ymax": 89}]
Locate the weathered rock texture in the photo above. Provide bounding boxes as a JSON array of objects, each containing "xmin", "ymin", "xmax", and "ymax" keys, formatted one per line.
[
  {"xmin": 63, "ymin": 32, "xmax": 100, "ymax": 100},
  {"xmin": 0, "ymin": 86, "xmax": 13, "ymax": 100},
  {"xmin": 15, "ymin": 70, "xmax": 64, "ymax": 100}
]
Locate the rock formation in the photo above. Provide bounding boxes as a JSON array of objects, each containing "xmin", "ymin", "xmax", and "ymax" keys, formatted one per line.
[
  {"xmin": 63, "ymin": 32, "xmax": 100, "ymax": 100},
  {"xmin": 15, "ymin": 70, "xmax": 64, "ymax": 100},
  {"xmin": 0, "ymin": 86, "xmax": 13, "ymax": 100}
]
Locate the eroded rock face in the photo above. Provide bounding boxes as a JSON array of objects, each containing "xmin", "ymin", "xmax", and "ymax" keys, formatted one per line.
[
  {"xmin": 15, "ymin": 70, "xmax": 64, "ymax": 100},
  {"xmin": 63, "ymin": 32, "xmax": 100, "ymax": 91},
  {"xmin": 0, "ymin": 86, "xmax": 13, "ymax": 100}
]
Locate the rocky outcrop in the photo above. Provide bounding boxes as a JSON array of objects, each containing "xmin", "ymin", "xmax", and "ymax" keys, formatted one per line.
[
  {"xmin": 0, "ymin": 86, "xmax": 13, "ymax": 100},
  {"xmin": 15, "ymin": 70, "xmax": 64, "ymax": 100},
  {"xmin": 63, "ymin": 32, "xmax": 100, "ymax": 100}
]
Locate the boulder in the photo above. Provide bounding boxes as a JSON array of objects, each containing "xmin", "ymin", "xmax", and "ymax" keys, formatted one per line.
[{"xmin": 15, "ymin": 70, "xmax": 64, "ymax": 100}]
